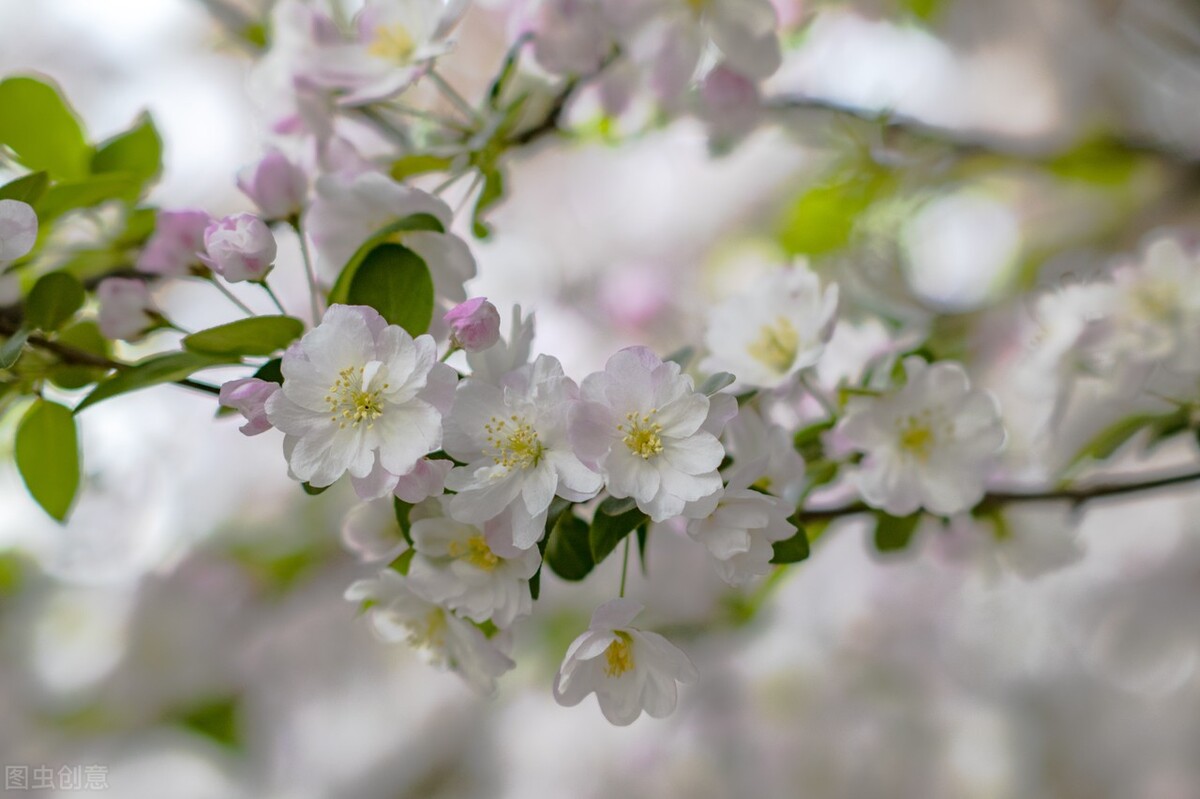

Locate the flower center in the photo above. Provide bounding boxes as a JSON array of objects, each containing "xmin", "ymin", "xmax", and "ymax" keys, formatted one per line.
[
  {"xmin": 368, "ymin": 24, "xmax": 416, "ymax": 63},
  {"xmin": 447, "ymin": 534, "xmax": 500, "ymax": 571},
  {"xmin": 896, "ymin": 413, "xmax": 938, "ymax": 461},
  {"xmin": 619, "ymin": 410, "xmax": 664, "ymax": 460},
  {"xmin": 404, "ymin": 609, "xmax": 446, "ymax": 652},
  {"xmin": 604, "ymin": 632, "xmax": 635, "ymax": 677},
  {"xmin": 747, "ymin": 317, "xmax": 799, "ymax": 375},
  {"xmin": 685, "ymin": 0, "xmax": 708, "ymax": 14},
  {"xmin": 485, "ymin": 415, "xmax": 544, "ymax": 470},
  {"xmin": 1130, "ymin": 279, "xmax": 1180, "ymax": 323},
  {"xmin": 326, "ymin": 365, "xmax": 387, "ymax": 429}
]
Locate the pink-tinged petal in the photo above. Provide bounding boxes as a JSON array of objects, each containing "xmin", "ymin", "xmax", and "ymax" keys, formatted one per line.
[
  {"xmin": 547, "ymin": 450, "xmax": 603, "ymax": 500},
  {"xmin": 568, "ymin": 400, "xmax": 617, "ymax": 466},
  {"xmin": 351, "ymin": 454, "xmax": 401, "ymax": 499},
  {"xmin": 375, "ymin": 399, "xmax": 443, "ymax": 476},
  {"xmin": 663, "ymin": 431, "xmax": 724, "ymax": 475},
  {"xmin": 394, "ymin": 458, "xmax": 452, "ymax": 503}
]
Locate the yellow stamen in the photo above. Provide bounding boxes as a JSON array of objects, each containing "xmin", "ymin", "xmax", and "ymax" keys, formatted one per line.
[
  {"xmin": 604, "ymin": 632, "xmax": 635, "ymax": 677},
  {"xmin": 619, "ymin": 410, "xmax": 663, "ymax": 460},
  {"xmin": 746, "ymin": 317, "xmax": 800, "ymax": 375},
  {"xmin": 447, "ymin": 534, "xmax": 500, "ymax": 571},
  {"xmin": 367, "ymin": 24, "xmax": 416, "ymax": 63},
  {"xmin": 326, "ymin": 366, "xmax": 386, "ymax": 429},
  {"xmin": 484, "ymin": 415, "xmax": 545, "ymax": 470}
]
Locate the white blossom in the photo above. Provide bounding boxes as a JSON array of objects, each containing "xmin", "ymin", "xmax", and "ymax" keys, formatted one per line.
[
  {"xmin": 702, "ymin": 264, "xmax": 839, "ymax": 389},
  {"xmin": 686, "ymin": 467, "xmax": 797, "ymax": 586},
  {"xmin": 721, "ymin": 405, "xmax": 806, "ymax": 505},
  {"xmin": 405, "ymin": 496, "xmax": 541, "ymax": 628},
  {"xmin": 571, "ymin": 347, "xmax": 726, "ymax": 522},
  {"xmin": 345, "ymin": 569, "xmax": 514, "ymax": 694},
  {"xmin": 838, "ymin": 357, "xmax": 1005, "ymax": 517},
  {"xmin": 443, "ymin": 354, "xmax": 602, "ymax": 549},
  {"xmin": 554, "ymin": 598, "xmax": 698, "ymax": 726},
  {"xmin": 266, "ymin": 304, "xmax": 455, "ymax": 489}
]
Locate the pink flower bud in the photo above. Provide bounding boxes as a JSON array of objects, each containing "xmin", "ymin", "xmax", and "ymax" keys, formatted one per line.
[
  {"xmin": 219, "ymin": 377, "xmax": 279, "ymax": 436},
  {"xmin": 444, "ymin": 297, "xmax": 501, "ymax": 352},
  {"xmin": 201, "ymin": 213, "xmax": 277, "ymax": 283},
  {"xmin": 236, "ymin": 149, "xmax": 308, "ymax": 221},
  {"xmin": 97, "ymin": 278, "xmax": 157, "ymax": 341},
  {"xmin": 698, "ymin": 65, "xmax": 762, "ymax": 146},
  {"xmin": 138, "ymin": 210, "xmax": 211, "ymax": 276}
]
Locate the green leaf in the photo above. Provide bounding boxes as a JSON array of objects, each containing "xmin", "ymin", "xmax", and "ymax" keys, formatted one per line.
[
  {"xmin": 530, "ymin": 497, "xmax": 573, "ymax": 600},
  {"xmin": 389, "ymin": 548, "xmax": 415, "ymax": 576},
  {"xmin": 0, "ymin": 327, "xmax": 30, "ymax": 369},
  {"xmin": 183, "ymin": 315, "xmax": 305, "ymax": 358},
  {"xmin": 0, "ymin": 170, "xmax": 49, "ymax": 204},
  {"xmin": 664, "ymin": 346, "xmax": 695, "ymax": 368},
  {"xmin": 91, "ymin": 112, "xmax": 163, "ymax": 186},
  {"xmin": 390, "ymin": 154, "xmax": 455, "ymax": 181},
  {"xmin": 589, "ymin": 496, "xmax": 649, "ymax": 564},
  {"xmin": 873, "ymin": 512, "xmax": 922, "ymax": 553},
  {"xmin": 898, "ymin": 0, "xmax": 948, "ymax": 22},
  {"xmin": 1070, "ymin": 414, "xmax": 1162, "ymax": 467},
  {"xmin": 778, "ymin": 170, "xmax": 892, "ymax": 257},
  {"xmin": 793, "ymin": 418, "xmax": 836, "ymax": 462},
  {"xmin": 699, "ymin": 371, "xmax": 735, "ymax": 396},
  {"xmin": 472, "ymin": 168, "xmax": 505, "ymax": 239},
  {"xmin": 253, "ymin": 358, "xmax": 284, "ymax": 385},
  {"xmin": 393, "ymin": 497, "xmax": 414, "ymax": 545},
  {"xmin": 0, "ymin": 76, "xmax": 90, "ymax": 180},
  {"xmin": 345, "ymin": 243, "xmax": 435, "ymax": 336},
  {"xmin": 301, "ymin": 482, "xmax": 328, "ymax": 496},
  {"xmin": 545, "ymin": 510, "xmax": 594, "ymax": 581},
  {"xmin": 38, "ymin": 173, "xmax": 142, "ymax": 222},
  {"xmin": 26, "ymin": 271, "xmax": 85, "ymax": 331},
  {"xmin": 636, "ymin": 523, "xmax": 650, "ymax": 572},
  {"xmin": 327, "ymin": 214, "xmax": 445, "ymax": 305},
  {"xmin": 770, "ymin": 525, "xmax": 810, "ymax": 564},
  {"xmin": 75, "ymin": 351, "xmax": 234, "ymax": 413},
  {"xmin": 1047, "ymin": 138, "xmax": 1140, "ymax": 187},
  {"xmin": 15, "ymin": 399, "xmax": 80, "ymax": 521},
  {"xmin": 176, "ymin": 697, "xmax": 241, "ymax": 749},
  {"xmin": 48, "ymin": 321, "xmax": 111, "ymax": 390}
]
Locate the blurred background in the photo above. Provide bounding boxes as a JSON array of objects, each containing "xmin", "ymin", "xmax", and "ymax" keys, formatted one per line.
[{"xmin": 2, "ymin": 1, "xmax": 1200, "ymax": 797}]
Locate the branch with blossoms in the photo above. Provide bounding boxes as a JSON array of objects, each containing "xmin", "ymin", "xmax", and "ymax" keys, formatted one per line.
[{"xmin": 3, "ymin": 0, "xmax": 1200, "ymax": 728}]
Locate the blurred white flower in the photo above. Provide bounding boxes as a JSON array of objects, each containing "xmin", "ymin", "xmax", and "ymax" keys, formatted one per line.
[
  {"xmin": 97, "ymin": 277, "xmax": 158, "ymax": 341},
  {"xmin": 721, "ymin": 405, "xmax": 806, "ymax": 505},
  {"xmin": 686, "ymin": 467, "xmax": 797, "ymax": 586},
  {"xmin": 0, "ymin": 198, "xmax": 38, "ymax": 262},
  {"xmin": 702, "ymin": 264, "xmax": 839, "ymax": 389},
  {"xmin": 838, "ymin": 357, "xmax": 1005, "ymax": 516},
  {"xmin": 345, "ymin": 569, "xmax": 514, "ymax": 694},
  {"xmin": 554, "ymin": 598, "xmax": 698, "ymax": 726},
  {"xmin": 237, "ymin": 148, "xmax": 308, "ymax": 221},
  {"xmin": 137, "ymin": 210, "xmax": 210, "ymax": 277}
]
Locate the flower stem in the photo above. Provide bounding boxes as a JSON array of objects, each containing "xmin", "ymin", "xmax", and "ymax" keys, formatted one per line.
[
  {"xmin": 800, "ymin": 371, "xmax": 838, "ymax": 419},
  {"xmin": 259, "ymin": 280, "xmax": 289, "ymax": 316},
  {"xmin": 619, "ymin": 536, "xmax": 631, "ymax": 598},
  {"xmin": 291, "ymin": 219, "xmax": 322, "ymax": 325},
  {"xmin": 426, "ymin": 68, "xmax": 479, "ymax": 123},
  {"xmin": 208, "ymin": 278, "xmax": 257, "ymax": 316}
]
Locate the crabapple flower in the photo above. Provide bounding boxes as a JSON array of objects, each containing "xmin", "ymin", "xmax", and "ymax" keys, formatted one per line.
[
  {"xmin": 445, "ymin": 297, "xmax": 501, "ymax": 352},
  {"xmin": 201, "ymin": 213, "xmax": 277, "ymax": 283},
  {"xmin": 721, "ymin": 406, "xmax": 806, "ymax": 505},
  {"xmin": 265, "ymin": 304, "xmax": 455, "ymax": 489},
  {"xmin": 237, "ymin": 149, "xmax": 308, "ymax": 221},
  {"xmin": 0, "ymin": 199, "xmax": 37, "ymax": 262},
  {"xmin": 531, "ymin": 0, "xmax": 626, "ymax": 76},
  {"xmin": 137, "ymin": 210, "xmax": 211, "ymax": 276},
  {"xmin": 702, "ymin": 264, "xmax": 839, "ymax": 389},
  {"xmin": 96, "ymin": 278, "xmax": 158, "ymax": 341},
  {"xmin": 571, "ymin": 347, "xmax": 726, "ymax": 522},
  {"xmin": 345, "ymin": 569, "xmax": 514, "ymax": 694},
  {"xmin": 837, "ymin": 357, "xmax": 1006, "ymax": 517},
  {"xmin": 405, "ymin": 496, "xmax": 541, "ymax": 628},
  {"xmin": 341, "ymin": 499, "xmax": 408, "ymax": 563},
  {"xmin": 218, "ymin": 378, "xmax": 279, "ymax": 436},
  {"xmin": 443, "ymin": 354, "xmax": 602, "ymax": 549},
  {"xmin": 697, "ymin": 64, "xmax": 763, "ymax": 149},
  {"xmin": 306, "ymin": 173, "xmax": 475, "ymax": 326},
  {"xmin": 553, "ymin": 598, "xmax": 698, "ymax": 726},
  {"xmin": 685, "ymin": 467, "xmax": 797, "ymax": 586}
]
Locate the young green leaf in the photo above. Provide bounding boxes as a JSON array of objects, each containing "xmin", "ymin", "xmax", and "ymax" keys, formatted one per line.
[
  {"xmin": 38, "ymin": 173, "xmax": 143, "ymax": 222},
  {"xmin": 345, "ymin": 243, "xmax": 435, "ymax": 336},
  {"xmin": 75, "ymin": 351, "xmax": 234, "ymax": 412},
  {"xmin": 327, "ymin": 214, "xmax": 445, "ymax": 305},
  {"xmin": 699, "ymin": 371, "xmax": 735, "ymax": 396},
  {"xmin": 770, "ymin": 525, "xmax": 810, "ymax": 564},
  {"xmin": 0, "ymin": 327, "xmax": 30, "ymax": 369},
  {"xmin": 0, "ymin": 76, "xmax": 90, "ymax": 180},
  {"xmin": 589, "ymin": 496, "xmax": 650, "ymax": 564},
  {"xmin": 393, "ymin": 497, "xmax": 414, "ymax": 545},
  {"xmin": 15, "ymin": 399, "xmax": 80, "ymax": 521},
  {"xmin": 0, "ymin": 170, "xmax": 49, "ymax": 204},
  {"xmin": 545, "ymin": 510, "xmax": 594, "ymax": 581},
  {"xmin": 183, "ymin": 315, "xmax": 305, "ymax": 358},
  {"xmin": 873, "ymin": 511, "xmax": 922, "ymax": 553},
  {"xmin": 25, "ymin": 271, "xmax": 85, "ymax": 331},
  {"xmin": 91, "ymin": 112, "xmax": 163, "ymax": 186},
  {"xmin": 48, "ymin": 320, "xmax": 111, "ymax": 390}
]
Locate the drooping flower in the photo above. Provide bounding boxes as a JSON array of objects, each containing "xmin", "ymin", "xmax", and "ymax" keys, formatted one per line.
[
  {"xmin": 685, "ymin": 466, "xmax": 797, "ymax": 586},
  {"xmin": 345, "ymin": 569, "xmax": 514, "ymax": 694},
  {"xmin": 837, "ymin": 357, "xmax": 1005, "ymax": 517},
  {"xmin": 96, "ymin": 278, "xmax": 159, "ymax": 341},
  {"xmin": 0, "ymin": 199, "xmax": 37, "ymax": 262},
  {"xmin": 702, "ymin": 264, "xmax": 839, "ymax": 389},
  {"xmin": 443, "ymin": 354, "xmax": 602, "ymax": 549},
  {"xmin": 265, "ymin": 304, "xmax": 455, "ymax": 489},
  {"xmin": 696, "ymin": 63, "xmax": 763, "ymax": 150},
  {"xmin": 201, "ymin": 213, "xmax": 278, "ymax": 283},
  {"xmin": 571, "ymin": 347, "xmax": 726, "ymax": 522},
  {"xmin": 553, "ymin": 598, "xmax": 698, "ymax": 726},
  {"xmin": 237, "ymin": 149, "xmax": 309, "ymax": 221},
  {"xmin": 218, "ymin": 377, "xmax": 279, "ymax": 436},
  {"xmin": 405, "ymin": 496, "xmax": 541, "ymax": 628},
  {"xmin": 137, "ymin": 210, "xmax": 211, "ymax": 277},
  {"xmin": 305, "ymin": 172, "xmax": 476, "ymax": 329},
  {"xmin": 445, "ymin": 297, "xmax": 501, "ymax": 353}
]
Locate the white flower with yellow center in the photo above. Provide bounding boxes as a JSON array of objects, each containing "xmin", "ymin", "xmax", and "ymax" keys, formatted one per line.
[
  {"xmin": 345, "ymin": 569, "xmax": 514, "ymax": 694},
  {"xmin": 553, "ymin": 599, "xmax": 699, "ymax": 726},
  {"xmin": 571, "ymin": 347, "xmax": 726, "ymax": 522},
  {"xmin": 837, "ymin": 357, "xmax": 1006, "ymax": 517},
  {"xmin": 702, "ymin": 264, "xmax": 839, "ymax": 389},
  {"xmin": 405, "ymin": 497, "xmax": 541, "ymax": 628},
  {"xmin": 443, "ymin": 354, "xmax": 603, "ymax": 549},
  {"xmin": 266, "ymin": 304, "xmax": 456, "ymax": 489}
]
